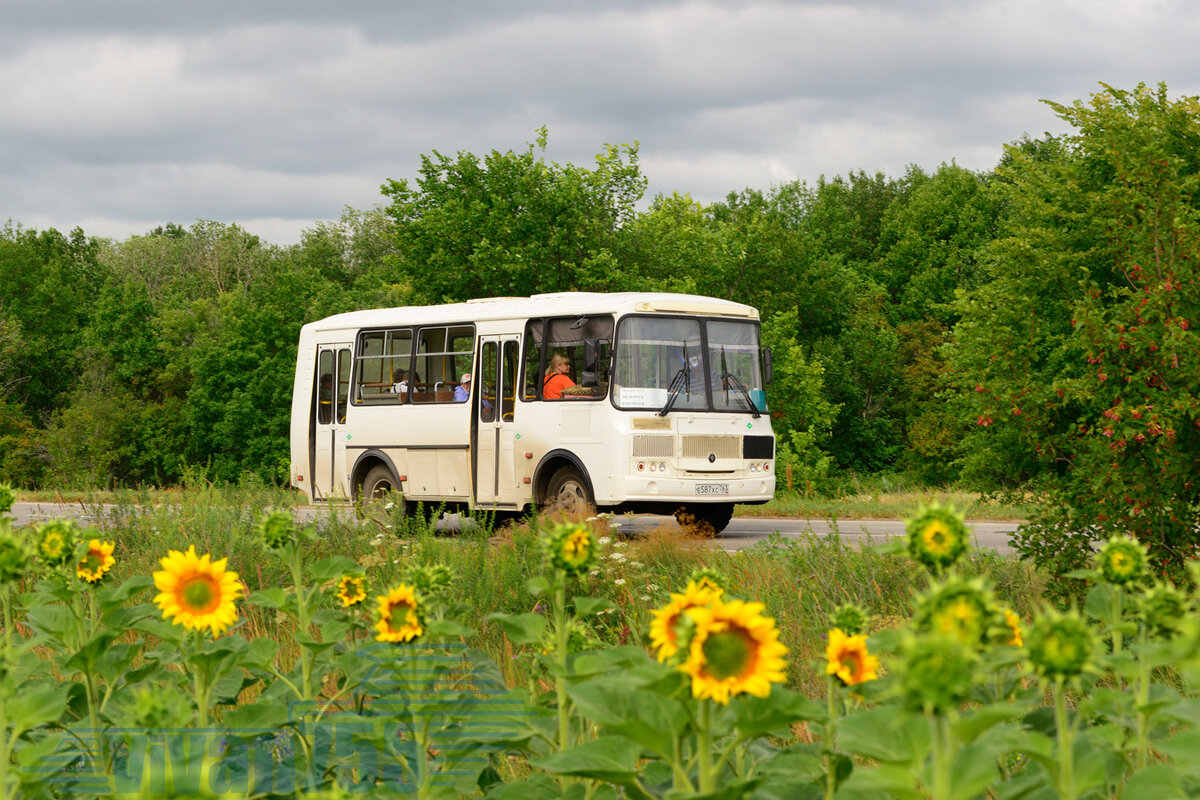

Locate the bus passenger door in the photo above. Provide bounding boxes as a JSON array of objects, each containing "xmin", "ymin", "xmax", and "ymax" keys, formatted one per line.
[
  {"xmin": 312, "ymin": 344, "xmax": 352, "ymax": 500},
  {"xmin": 474, "ymin": 336, "xmax": 520, "ymax": 508}
]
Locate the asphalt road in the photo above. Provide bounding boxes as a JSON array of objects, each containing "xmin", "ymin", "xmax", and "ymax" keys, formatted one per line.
[{"xmin": 10, "ymin": 501, "xmax": 1022, "ymax": 554}]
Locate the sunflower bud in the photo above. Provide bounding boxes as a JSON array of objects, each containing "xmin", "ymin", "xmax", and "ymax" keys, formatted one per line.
[
  {"xmin": 256, "ymin": 511, "xmax": 297, "ymax": 551},
  {"xmin": 0, "ymin": 531, "xmax": 30, "ymax": 586},
  {"xmin": 688, "ymin": 567, "xmax": 728, "ymax": 595},
  {"xmin": 905, "ymin": 504, "xmax": 969, "ymax": 574},
  {"xmin": 34, "ymin": 520, "xmax": 77, "ymax": 568},
  {"xmin": 129, "ymin": 684, "xmax": 194, "ymax": 730},
  {"xmin": 899, "ymin": 633, "xmax": 978, "ymax": 714},
  {"xmin": 829, "ymin": 603, "xmax": 870, "ymax": 636},
  {"xmin": 1025, "ymin": 609, "xmax": 1096, "ymax": 679},
  {"xmin": 406, "ymin": 563, "xmax": 454, "ymax": 600},
  {"xmin": 542, "ymin": 521, "xmax": 597, "ymax": 577},
  {"xmin": 912, "ymin": 576, "xmax": 1006, "ymax": 650},
  {"xmin": 1096, "ymin": 535, "xmax": 1148, "ymax": 586},
  {"xmin": 1140, "ymin": 581, "xmax": 1189, "ymax": 639}
]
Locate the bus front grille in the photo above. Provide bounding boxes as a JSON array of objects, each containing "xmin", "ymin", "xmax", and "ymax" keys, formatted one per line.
[
  {"xmin": 682, "ymin": 435, "xmax": 741, "ymax": 460},
  {"xmin": 633, "ymin": 435, "xmax": 674, "ymax": 458}
]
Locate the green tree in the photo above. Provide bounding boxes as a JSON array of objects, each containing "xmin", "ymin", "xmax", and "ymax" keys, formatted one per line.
[
  {"xmin": 380, "ymin": 129, "xmax": 647, "ymax": 303},
  {"xmin": 952, "ymin": 83, "xmax": 1200, "ymax": 591}
]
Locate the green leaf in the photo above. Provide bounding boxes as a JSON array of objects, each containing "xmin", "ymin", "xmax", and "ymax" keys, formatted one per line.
[
  {"xmin": 1119, "ymin": 765, "xmax": 1186, "ymax": 799},
  {"xmin": 837, "ymin": 706, "xmax": 927, "ymax": 764},
  {"xmin": 484, "ymin": 774, "xmax": 561, "ymax": 800},
  {"xmin": 485, "ymin": 612, "xmax": 547, "ymax": 646},
  {"xmin": 22, "ymin": 604, "xmax": 76, "ymax": 643},
  {"xmin": 950, "ymin": 740, "xmax": 1001, "ymax": 800},
  {"xmin": 97, "ymin": 574, "xmax": 154, "ymax": 611},
  {"xmin": 836, "ymin": 762, "xmax": 923, "ymax": 800},
  {"xmin": 250, "ymin": 587, "xmax": 289, "ymax": 609},
  {"xmin": 734, "ymin": 688, "xmax": 826, "ymax": 739},
  {"xmin": 527, "ymin": 576, "xmax": 551, "ymax": 596},
  {"xmin": 569, "ymin": 682, "xmax": 687, "ymax": 757},
  {"xmin": 953, "ymin": 703, "xmax": 1025, "ymax": 745},
  {"xmin": 1159, "ymin": 730, "xmax": 1200, "ymax": 772},
  {"xmin": 530, "ymin": 735, "xmax": 643, "ymax": 783},
  {"xmin": 309, "ymin": 555, "xmax": 360, "ymax": 583},
  {"xmin": 571, "ymin": 596, "xmax": 612, "ymax": 618},
  {"xmin": 65, "ymin": 630, "xmax": 120, "ymax": 673},
  {"xmin": 6, "ymin": 683, "xmax": 70, "ymax": 732}
]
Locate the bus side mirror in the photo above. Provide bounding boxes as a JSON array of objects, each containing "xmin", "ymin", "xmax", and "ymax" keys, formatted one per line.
[{"xmin": 762, "ymin": 347, "xmax": 774, "ymax": 385}]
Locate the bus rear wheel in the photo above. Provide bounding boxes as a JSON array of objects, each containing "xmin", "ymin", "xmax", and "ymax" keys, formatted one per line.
[
  {"xmin": 545, "ymin": 465, "xmax": 594, "ymax": 517},
  {"xmin": 675, "ymin": 503, "xmax": 734, "ymax": 537}
]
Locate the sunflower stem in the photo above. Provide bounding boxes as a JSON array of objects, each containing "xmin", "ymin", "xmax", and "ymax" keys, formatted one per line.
[
  {"xmin": 289, "ymin": 547, "xmax": 313, "ymax": 702},
  {"xmin": 698, "ymin": 699, "xmax": 715, "ymax": 794},
  {"xmin": 825, "ymin": 675, "xmax": 838, "ymax": 800},
  {"xmin": 1135, "ymin": 625, "xmax": 1151, "ymax": 769},
  {"xmin": 2, "ymin": 585, "xmax": 11, "ymax": 650},
  {"xmin": 929, "ymin": 711, "xmax": 954, "ymax": 800},
  {"xmin": 0, "ymin": 698, "xmax": 10, "ymax": 800},
  {"xmin": 1111, "ymin": 585, "xmax": 1123, "ymax": 660},
  {"xmin": 193, "ymin": 631, "xmax": 210, "ymax": 728},
  {"xmin": 1054, "ymin": 676, "xmax": 1075, "ymax": 800},
  {"xmin": 554, "ymin": 578, "xmax": 570, "ymax": 753}
]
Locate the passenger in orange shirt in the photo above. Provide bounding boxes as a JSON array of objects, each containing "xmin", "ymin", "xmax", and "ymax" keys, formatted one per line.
[{"xmin": 542, "ymin": 353, "xmax": 575, "ymax": 399}]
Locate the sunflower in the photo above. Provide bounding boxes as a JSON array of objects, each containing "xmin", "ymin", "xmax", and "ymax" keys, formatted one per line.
[
  {"xmin": 153, "ymin": 546, "xmax": 243, "ymax": 636},
  {"xmin": 375, "ymin": 584, "xmax": 423, "ymax": 643},
  {"xmin": 1096, "ymin": 535, "xmax": 1148, "ymax": 586},
  {"xmin": 905, "ymin": 504, "xmax": 969, "ymax": 574},
  {"xmin": 825, "ymin": 628, "xmax": 880, "ymax": 686},
  {"xmin": 1025, "ymin": 608, "xmax": 1096, "ymax": 679},
  {"xmin": 679, "ymin": 596, "xmax": 788, "ymax": 705},
  {"xmin": 35, "ymin": 520, "xmax": 77, "ymax": 567},
  {"xmin": 77, "ymin": 539, "xmax": 116, "ymax": 584},
  {"xmin": 336, "ymin": 574, "xmax": 367, "ymax": 607},
  {"xmin": 1001, "ymin": 608, "xmax": 1023, "ymax": 647},
  {"xmin": 648, "ymin": 580, "xmax": 722, "ymax": 663},
  {"xmin": 542, "ymin": 521, "xmax": 598, "ymax": 576}
]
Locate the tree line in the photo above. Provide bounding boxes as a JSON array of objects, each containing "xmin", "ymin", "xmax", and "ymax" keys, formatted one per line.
[{"xmin": 1, "ymin": 84, "xmax": 1197, "ymax": 581}]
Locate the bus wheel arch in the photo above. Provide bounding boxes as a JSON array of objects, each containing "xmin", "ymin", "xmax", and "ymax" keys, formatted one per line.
[
  {"xmin": 350, "ymin": 451, "xmax": 403, "ymax": 502},
  {"xmin": 534, "ymin": 451, "xmax": 595, "ymax": 516}
]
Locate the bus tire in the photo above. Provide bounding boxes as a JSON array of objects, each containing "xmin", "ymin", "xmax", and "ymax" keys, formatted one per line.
[
  {"xmin": 360, "ymin": 464, "xmax": 398, "ymax": 501},
  {"xmin": 675, "ymin": 503, "xmax": 734, "ymax": 537},
  {"xmin": 545, "ymin": 465, "xmax": 595, "ymax": 517}
]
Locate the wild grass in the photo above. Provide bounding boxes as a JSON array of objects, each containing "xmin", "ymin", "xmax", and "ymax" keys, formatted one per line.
[{"xmin": 16, "ymin": 485, "xmax": 1045, "ymax": 702}]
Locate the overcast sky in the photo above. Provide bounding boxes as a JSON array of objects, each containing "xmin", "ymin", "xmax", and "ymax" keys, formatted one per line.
[{"xmin": 3, "ymin": 0, "xmax": 1198, "ymax": 246}]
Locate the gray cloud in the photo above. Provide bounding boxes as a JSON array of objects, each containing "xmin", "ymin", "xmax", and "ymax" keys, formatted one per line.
[{"xmin": 3, "ymin": 0, "xmax": 1199, "ymax": 244}]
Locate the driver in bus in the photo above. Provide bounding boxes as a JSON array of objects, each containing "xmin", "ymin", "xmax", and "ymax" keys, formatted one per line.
[{"xmin": 543, "ymin": 353, "xmax": 575, "ymax": 399}]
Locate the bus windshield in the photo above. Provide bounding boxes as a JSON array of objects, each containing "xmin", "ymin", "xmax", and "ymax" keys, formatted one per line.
[{"xmin": 612, "ymin": 316, "xmax": 766, "ymax": 413}]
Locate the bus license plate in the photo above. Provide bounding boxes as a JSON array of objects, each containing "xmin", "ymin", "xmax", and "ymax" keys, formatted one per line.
[{"xmin": 695, "ymin": 483, "xmax": 729, "ymax": 495}]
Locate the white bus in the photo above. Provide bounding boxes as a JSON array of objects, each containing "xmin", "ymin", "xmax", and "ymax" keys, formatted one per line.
[{"xmin": 288, "ymin": 292, "xmax": 775, "ymax": 533}]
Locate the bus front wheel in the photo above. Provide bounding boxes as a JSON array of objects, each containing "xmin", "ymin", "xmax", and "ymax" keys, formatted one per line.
[
  {"xmin": 675, "ymin": 503, "xmax": 734, "ymax": 536},
  {"xmin": 545, "ymin": 465, "xmax": 594, "ymax": 517}
]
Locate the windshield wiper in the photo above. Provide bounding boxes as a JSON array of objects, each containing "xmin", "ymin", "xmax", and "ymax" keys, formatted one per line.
[
  {"xmin": 657, "ymin": 342, "xmax": 691, "ymax": 416},
  {"xmin": 720, "ymin": 347, "xmax": 761, "ymax": 418}
]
